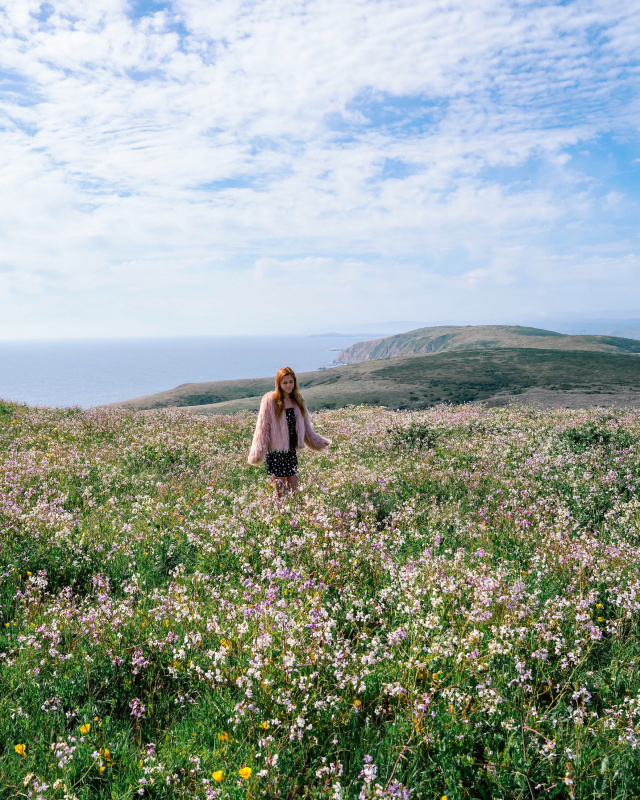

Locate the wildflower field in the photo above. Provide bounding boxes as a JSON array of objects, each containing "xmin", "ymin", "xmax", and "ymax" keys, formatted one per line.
[{"xmin": 1, "ymin": 400, "xmax": 640, "ymax": 799}]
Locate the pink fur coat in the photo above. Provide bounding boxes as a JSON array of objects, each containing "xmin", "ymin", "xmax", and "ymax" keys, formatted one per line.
[{"xmin": 248, "ymin": 391, "xmax": 331, "ymax": 465}]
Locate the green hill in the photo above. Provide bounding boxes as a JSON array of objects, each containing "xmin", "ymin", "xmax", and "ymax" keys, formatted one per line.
[
  {"xmin": 335, "ymin": 324, "xmax": 640, "ymax": 364},
  {"xmin": 108, "ymin": 348, "xmax": 640, "ymax": 414}
]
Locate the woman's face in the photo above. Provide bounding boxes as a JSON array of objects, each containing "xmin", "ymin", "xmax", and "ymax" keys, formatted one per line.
[{"xmin": 280, "ymin": 374, "xmax": 295, "ymax": 395}]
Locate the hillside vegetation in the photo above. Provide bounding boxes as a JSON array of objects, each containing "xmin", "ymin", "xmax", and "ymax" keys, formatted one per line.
[
  {"xmin": 335, "ymin": 325, "xmax": 640, "ymax": 365},
  {"xmin": 110, "ymin": 348, "xmax": 640, "ymax": 414},
  {"xmin": 1, "ymin": 401, "xmax": 640, "ymax": 798}
]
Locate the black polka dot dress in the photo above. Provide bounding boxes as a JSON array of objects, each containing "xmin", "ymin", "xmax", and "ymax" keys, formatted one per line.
[{"xmin": 265, "ymin": 408, "xmax": 298, "ymax": 477}]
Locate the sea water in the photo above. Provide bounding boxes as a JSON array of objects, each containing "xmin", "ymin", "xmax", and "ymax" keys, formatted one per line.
[{"xmin": 0, "ymin": 335, "xmax": 373, "ymax": 409}]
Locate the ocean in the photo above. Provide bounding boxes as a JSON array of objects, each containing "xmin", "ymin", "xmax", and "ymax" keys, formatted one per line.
[{"xmin": 0, "ymin": 334, "xmax": 373, "ymax": 409}]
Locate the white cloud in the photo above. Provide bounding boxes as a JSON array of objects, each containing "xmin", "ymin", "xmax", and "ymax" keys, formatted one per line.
[{"xmin": 0, "ymin": 0, "xmax": 639, "ymax": 338}]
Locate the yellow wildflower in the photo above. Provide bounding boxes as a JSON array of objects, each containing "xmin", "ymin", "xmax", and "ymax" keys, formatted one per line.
[
  {"xmin": 260, "ymin": 721, "xmax": 269, "ymax": 730},
  {"xmin": 239, "ymin": 767, "xmax": 252, "ymax": 780},
  {"xmin": 212, "ymin": 770, "xmax": 223, "ymax": 782},
  {"xmin": 218, "ymin": 731, "xmax": 229, "ymax": 742},
  {"xmin": 596, "ymin": 603, "xmax": 603, "ymax": 609},
  {"xmin": 14, "ymin": 744, "xmax": 26, "ymax": 756},
  {"xmin": 99, "ymin": 766, "xmax": 106, "ymax": 774},
  {"xmin": 80, "ymin": 723, "xmax": 91, "ymax": 735},
  {"xmin": 353, "ymin": 699, "xmax": 362, "ymax": 708},
  {"xmin": 220, "ymin": 638, "xmax": 231, "ymax": 648}
]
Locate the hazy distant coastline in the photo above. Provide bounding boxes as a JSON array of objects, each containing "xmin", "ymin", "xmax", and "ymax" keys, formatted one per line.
[{"xmin": 3, "ymin": 322, "xmax": 640, "ymax": 412}]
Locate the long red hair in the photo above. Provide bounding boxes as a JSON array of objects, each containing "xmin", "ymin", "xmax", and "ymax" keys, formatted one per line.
[{"xmin": 274, "ymin": 367, "xmax": 306, "ymax": 418}]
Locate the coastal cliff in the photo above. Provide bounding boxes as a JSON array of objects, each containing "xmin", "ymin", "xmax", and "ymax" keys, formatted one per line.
[{"xmin": 335, "ymin": 324, "xmax": 640, "ymax": 365}]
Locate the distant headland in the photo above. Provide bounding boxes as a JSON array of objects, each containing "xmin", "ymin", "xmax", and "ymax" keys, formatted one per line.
[{"xmin": 107, "ymin": 325, "xmax": 640, "ymax": 414}]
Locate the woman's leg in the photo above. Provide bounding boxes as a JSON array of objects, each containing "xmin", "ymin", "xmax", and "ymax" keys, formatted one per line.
[
  {"xmin": 285, "ymin": 474, "xmax": 299, "ymax": 493},
  {"xmin": 271, "ymin": 476, "xmax": 286, "ymax": 498}
]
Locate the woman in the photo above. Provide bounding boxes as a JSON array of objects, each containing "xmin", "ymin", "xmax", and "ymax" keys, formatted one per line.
[{"xmin": 248, "ymin": 367, "xmax": 330, "ymax": 496}]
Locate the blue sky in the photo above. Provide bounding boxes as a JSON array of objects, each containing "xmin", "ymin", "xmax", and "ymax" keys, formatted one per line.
[{"xmin": 0, "ymin": 0, "xmax": 639, "ymax": 338}]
